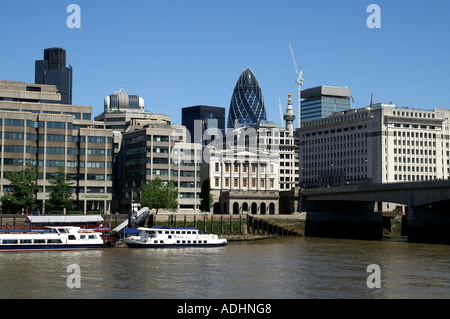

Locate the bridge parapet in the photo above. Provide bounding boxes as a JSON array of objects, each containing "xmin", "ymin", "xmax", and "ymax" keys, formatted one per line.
[
  {"xmin": 301, "ymin": 179, "xmax": 450, "ymax": 207},
  {"xmin": 302, "ymin": 180, "xmax": 450, "ymax": 196}
]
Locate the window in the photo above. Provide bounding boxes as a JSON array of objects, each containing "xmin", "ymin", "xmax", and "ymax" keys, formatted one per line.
[{"xmin": 47, "ymin": 122, "xmax": 65, "ymax": 129}]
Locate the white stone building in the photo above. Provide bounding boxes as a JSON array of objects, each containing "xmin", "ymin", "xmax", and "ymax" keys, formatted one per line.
[{"xmin": 297, "ymin": 103, "xmax": 450, "ymax": 187}]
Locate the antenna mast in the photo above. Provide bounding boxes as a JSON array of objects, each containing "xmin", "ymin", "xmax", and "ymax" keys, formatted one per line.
[{"xmin": 289, "ymin": 43, "xmax": 304, "ymax": 128}]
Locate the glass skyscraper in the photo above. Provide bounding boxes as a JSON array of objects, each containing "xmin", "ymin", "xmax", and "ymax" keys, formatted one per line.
[
  {"xmin": 227, "ymin": 68, "xmax": 267, "ymax": 130},
  {"xmin": 35, "ymin": 48, "xmax": 73, "ymax": 105}
]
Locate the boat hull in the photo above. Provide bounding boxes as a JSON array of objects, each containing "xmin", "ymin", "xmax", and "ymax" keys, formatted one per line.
[
  {"xmin": 125, "ymin": 240, "xmax": 227, "ymax": 248},
  {"xmin": 0, "ymin": 244, "xmax": 104, "ymax": 252}
]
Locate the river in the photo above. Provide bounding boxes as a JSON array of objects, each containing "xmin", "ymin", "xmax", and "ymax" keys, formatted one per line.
[{"xmin": 0, "ymin": 237, "xmax": 448, "ymax": 299}]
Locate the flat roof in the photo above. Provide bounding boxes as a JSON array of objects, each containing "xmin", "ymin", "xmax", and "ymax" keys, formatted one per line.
[
  {"xmin": 26, "ymin": 215, "xmax": 104, "ymax": 224},
  {"xmin": 301, "ymin": 86, "xmax": 352, "ymax": 99}
]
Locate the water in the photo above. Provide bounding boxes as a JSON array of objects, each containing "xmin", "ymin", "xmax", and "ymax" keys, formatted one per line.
[{"xmin": 0, "ymin": 237, "xmax": 448, "ymax": 299}]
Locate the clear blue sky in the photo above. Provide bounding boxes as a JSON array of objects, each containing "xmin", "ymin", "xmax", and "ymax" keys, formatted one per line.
[{"xmin": 1, "ymin": 0, "xmax": 449, "ymax": 127}]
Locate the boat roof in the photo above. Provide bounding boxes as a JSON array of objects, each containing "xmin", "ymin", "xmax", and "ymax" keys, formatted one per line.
[
  {"xmin": 138, "ymin": 226, "xmax": 199, "ymax": 231},
  {"xmin": 26, "ymin": 215, "xmax": 104, "ymax": 224}
]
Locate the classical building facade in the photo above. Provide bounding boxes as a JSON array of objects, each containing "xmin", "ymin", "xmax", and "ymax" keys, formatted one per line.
[
  {"xmin": 0, "ymin": 80, "xmax": 113, "ymax": 213},
  {"xmin": 204, "ymin": 97, "xmax": 299, "ymax": 214},
  {"xmin": 297, "ymin": 103, "xmax": 450, "ymax": 187},
  {"xmin": 206, "ymin": 146, "xmax": 280, "ymax": 215}
]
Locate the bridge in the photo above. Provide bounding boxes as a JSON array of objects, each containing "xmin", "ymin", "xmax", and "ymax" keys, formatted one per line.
[{"xmin": 299, "ymin": 180, "xmax": 450, "ymax": 244}]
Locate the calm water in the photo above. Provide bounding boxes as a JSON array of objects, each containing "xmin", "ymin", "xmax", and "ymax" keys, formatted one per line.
[{"xmin": 0, "ymin": 237, "xmax": 448, "ymax": 299}]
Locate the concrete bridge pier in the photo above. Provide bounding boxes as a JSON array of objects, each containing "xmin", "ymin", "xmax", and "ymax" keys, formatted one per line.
[
  {"xmin": 407, "ymin": 202, "xmax": 450, "ymax": 244},
  {"xmin": 303, "ymin": 200, "xmax": 383, "ymax": 240}
]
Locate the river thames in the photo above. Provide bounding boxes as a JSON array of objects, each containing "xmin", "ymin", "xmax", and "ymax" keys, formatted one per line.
[{"xmin": 0, "ymin": 237, "xmax": 448, "ymax": 299}]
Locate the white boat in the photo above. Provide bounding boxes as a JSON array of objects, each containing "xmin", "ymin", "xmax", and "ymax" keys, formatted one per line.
[
  {"xmin": 0, "ymin": 226, "xmax": 104, "ymax": 252},
  {"xmin": 124, "ymin": 226, "xmax": 228, "ymax": 248}
]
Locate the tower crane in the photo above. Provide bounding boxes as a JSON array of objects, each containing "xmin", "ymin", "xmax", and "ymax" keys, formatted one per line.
[
  {"xmin": 289, "ymin": 42, "xmax": 304, "ymax": 129},
  {"xmin": 278, "ymin": 97, "xmax": 284, "ymax": 127}
]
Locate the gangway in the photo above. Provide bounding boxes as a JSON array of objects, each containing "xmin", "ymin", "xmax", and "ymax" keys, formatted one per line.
[{"xmin": 112, "ymin": 207, "xmax": 150, "ymax": 233}]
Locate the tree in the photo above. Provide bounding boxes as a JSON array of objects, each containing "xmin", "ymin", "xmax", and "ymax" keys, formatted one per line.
[
  {"xmin": 45, "ymin": 167, "xmax": 76, "ymax": 214},
  {"xmin": 199, "ymin": 178, "xmax": 213, "ymax": 212},
  {"xmin": 0, "ymin": 165, "xmax": 39, "ymax": 214},
  {"xmin": 140, "ymin": 178, "xmax": 178, "ymax": 214}
]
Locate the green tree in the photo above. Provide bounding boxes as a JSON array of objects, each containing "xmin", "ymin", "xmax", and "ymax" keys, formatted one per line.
[
  {"xmin": 45, "ymin": 167, "xmax": 76, "ymax": 214},
  {"xmin": 139, "ymin": 178, "xmax": 178, "ymax": 214},
  {"xmin": 199, "ymin": 178, "xmax": 213, "ymax": 212},
  {"xmin": 0, "ymin": 165, "xmax": 39, "ymax": 214}
]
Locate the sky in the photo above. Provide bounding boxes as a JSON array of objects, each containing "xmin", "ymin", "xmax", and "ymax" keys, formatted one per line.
[{"xmin": 1, "ymin": 0, "xmax": 450, "ymax": 127}]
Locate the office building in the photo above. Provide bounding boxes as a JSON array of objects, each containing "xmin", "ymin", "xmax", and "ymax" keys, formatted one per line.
[
  {"xmin": 227, "ymin": 68, "xmax": 267, "ymax": 130},
  {"xmin": 35, "ymin": 48, "xmax": 73, "ymax": 104},
  {"xmin": 94, "ymin": 89, "xmax": 171, "ymax": 132},
  {"xmin": 119, "ymin": 119, "xmax": 202, "ymax": 213},
  {"xmin": 181, "ymin": 105, "xmax": 225, "ymax": 144},
  {"xmin": 297, "ymin": 103, "xmax": 450, "ymax": 187},
  {"xmin": 204, "ymin": 96, "xmax": 299, "ymax": 214},
  {"xmin": 0, "ymin": 80, "xmax": 113, "ymax": 214},
  {"xmin": 301, "ymin": 85, "xmax": 352, "ymax": 122},
  {"xmin": 104, "ymin": 88, "xmax": 144, "ymax": 112}
]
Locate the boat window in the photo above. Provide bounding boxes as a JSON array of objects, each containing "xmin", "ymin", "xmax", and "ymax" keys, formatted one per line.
[
  {"xmin": 187, "ymin": 231, "xmax": 191, "ymax": 234},
  {"xmin": 80, "ymin": 235, "xmax": 86, "ymax": 239},
  {"xmin": 3, "ymin": 239, "xmax": 18, "ymax": 244},
  {"xmin": 88, "ymin": 235, "xmax": 96, "ymax": 239},
  {"xmin": 154, "ymin": 240, "xmax": 158, "ymax": 243},
  {"xmin": 181, "ymin": 231, "xmax": 186, "ymax": 234},
  {"xmin": 159, "ymin": 240, "xmax": 164, "ymax": 243},
  {"xmin": 20, "ymin": 239, "xmax": 32, "ymax": 244},
  {"xmin": 176, "ymin": 231, "xmax": 180, "ymax": 234},
  {"xmin": 47, "ymin": 239, "xmax": 62, "ymax": 243},
  {"xmin": 193, "ymin": 240, "xmax": 196, "ymax": 243},
  {"xmin": 182, "ymin": 240, "xmax": 186, "ymax": 244},
  {"xmin": 170, "ymin": 231, "xmax": 175, "ymax": 234},
  {"xmin": 34, "ymin": 239, "xmax": 45, "ymax": 244},
  {"xmin": 68, "ymin": 235, "xmax": 76, "ymax": 240},
  {"xmin": 165, "ymin": 231, "xmax": 169, "ymax": 234},
  {"xmin": 58, "ymin": 228, "xmax": 68, "ymax": 233},
  {"xmin": 187, "ymin": 240, "xmax": 191, "ymax": 243},
  {"xmin": 158, "ymin": 231, "xmax": 162, "ymax": 234},
  {"xmin": 177, "ymin": 240, "xmax": 180, "ymax": 243}
]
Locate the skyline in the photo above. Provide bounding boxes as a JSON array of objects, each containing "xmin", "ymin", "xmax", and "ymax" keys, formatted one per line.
[{"xmin": 1, "ymin": 0, "xmax": 450, "ymax": 127}]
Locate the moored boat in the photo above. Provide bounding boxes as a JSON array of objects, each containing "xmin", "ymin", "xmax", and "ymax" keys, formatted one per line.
[
  {"xmin": 124, "ymin": 226, "xmax": 227, "ymax": 248},
  {"xmin": 0, "ymin": 226, "xmax": 104, "ymax": 252}
]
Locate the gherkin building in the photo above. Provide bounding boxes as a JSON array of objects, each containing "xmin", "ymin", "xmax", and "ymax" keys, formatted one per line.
[{"xmin": 227, "ymin": 68, "xmax": 267, "ymax": 130}]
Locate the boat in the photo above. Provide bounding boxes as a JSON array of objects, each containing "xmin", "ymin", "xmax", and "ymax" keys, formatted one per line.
[
  {"xmin": 0, "ymin": 226, "xmax": 105, "ymax": 252},
  {"xmin": 124, "ymin": 226, "xmax": 228, "ymax": 248}
]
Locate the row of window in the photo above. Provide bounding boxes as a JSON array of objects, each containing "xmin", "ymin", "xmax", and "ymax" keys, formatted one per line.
[
  {"xmin": 1, "ymin": 131, "xmax": 113, "ymax": 144},
  {"xmin": 2, "ymin": 158, "xmax": 112, "ymax": 168},
  {"xmin": 216, "ymin": 177, "xmax": 275, "ymax": 189}
]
